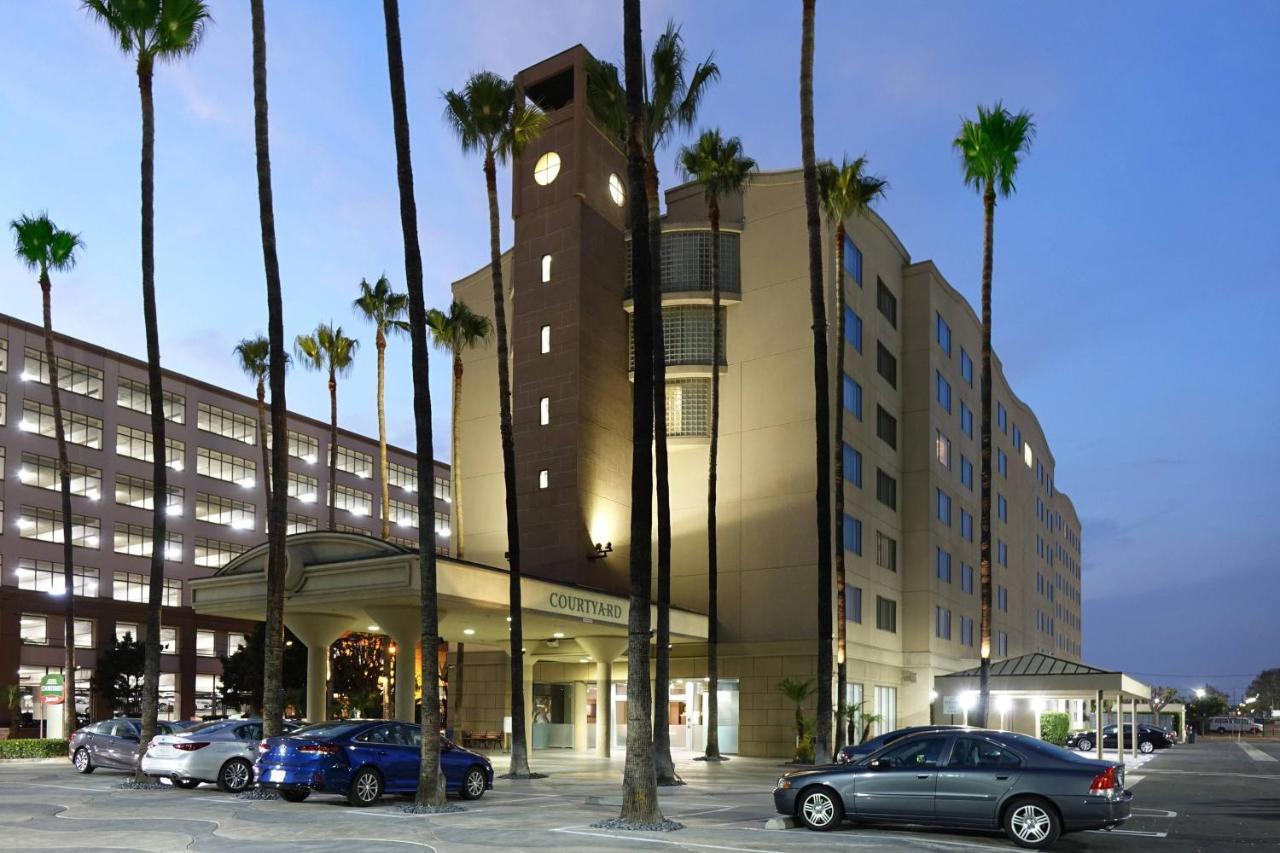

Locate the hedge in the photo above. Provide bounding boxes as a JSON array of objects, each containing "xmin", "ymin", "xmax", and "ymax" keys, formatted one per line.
[
  {"xmin": 0, "ymin": 738, "xmax": 70, "ymax": 759},
  {"xmin": 1040, "ymin": 712, "xmax": 1071, "ymax": 746}
]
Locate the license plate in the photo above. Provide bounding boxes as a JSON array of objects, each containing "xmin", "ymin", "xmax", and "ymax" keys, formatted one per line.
[
  {"xmin": 268, "ymin": 769, "xmax": 287, "ymax": 783},
  {"xmin": 153, "ymin": 745, "xmax": 173, "ymax": 755}
]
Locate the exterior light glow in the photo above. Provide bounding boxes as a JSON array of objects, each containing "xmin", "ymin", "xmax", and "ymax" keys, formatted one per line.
[
  {"xmin": 300, "ymin": 493, "xmax": 317, "ymax": 504},
  {"xmin": 463, "ymin": 628, "xmax": 475, "ymax": 636},
  {"xmin": 368, "ymin": 625, "xmax": 380, "ymax": 632},
  {"xmin": 166, "ymin": 504, "xmax": 182, "ymax": 517},
  {"xmin": 19, "ymin": 468, "xmax": 36, "ymax": 483},
  {"xmin": 579, "ymin": 658, "xmax": 590, "ymax": 663},
  {"xmin": 959, "ymin": 691, "xmax": 978, "ymax": 712},
  {"xmin": 169, "ymin": 461, "xmax": 184, "ymax": 472},
  {"xmin": 302, "ymin": 453, "xmax": 318, "ymax": 464},
  {"xmin": 238, "ymin": 477, "xmax": 256, "ymax": 489},
  {"xmin": 20, "ymin": 370, "xmax": 38, "ymax": 382},
  {"xmin": 929, "ymin": 691, "xmax": 939, "ymax": 702},
  {"xmin": 232, "ymin": 518, "xmax": 254, "ymax": 530},
  {"xmin": 552, "ymin": 632, "xmax": 565, "ymax": 639},
  {"xmin": 996, "ymin": 695, "xmax": 1013, "ymax": 714}
]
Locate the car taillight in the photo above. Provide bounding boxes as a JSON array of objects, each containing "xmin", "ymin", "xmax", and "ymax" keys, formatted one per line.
[
  {"xmin": 297, "ymin": 743, "xmax": 341, "ymax": 755},
  {"xmin": 1089, "ymin": 766, "xmax": 1118, "ymax": 794},
  {"xmin": 173, "ymin": 741, "xmax": 211, "ymax": 751},
  {"xmin": 259, "ymin": 740, "xmax": 270, "ymax": 752}
]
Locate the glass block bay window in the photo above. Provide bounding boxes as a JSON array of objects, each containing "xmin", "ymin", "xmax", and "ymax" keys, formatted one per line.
[
  {"xmin": 665, "ymin": 378, "xmax": 711, "ymax": 438},
  {"xmin": 629, "ymin": 305, "xmax": 726, "ymax": 369},
  {"xmin": 625, "ymin": 230, "xmax": 741, "ymax": 296}
]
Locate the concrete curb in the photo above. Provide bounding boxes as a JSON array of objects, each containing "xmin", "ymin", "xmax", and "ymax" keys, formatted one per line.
[
  {"xmin": 0, "ymin": 757, "xmax": 69, "ymax": 765},
  {"xmin": 764, "ymin": 817, "xmax": 796, "ymax": 830}
]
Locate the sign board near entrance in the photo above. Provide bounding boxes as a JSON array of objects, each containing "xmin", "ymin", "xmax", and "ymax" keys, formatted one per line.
[
  {"xmin": 942, "ymin": 695, "xmax": 959, "ymax": 716},
  {"xmin": 546, "ymin": 591, "xmax": 624, "ymax": 623},
  {"xmin": 39, "ymin": 673, "xmax": 65, "ymax": 705}
]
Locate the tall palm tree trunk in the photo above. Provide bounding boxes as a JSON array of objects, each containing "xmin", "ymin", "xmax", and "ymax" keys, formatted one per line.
[
  {"xmin": 255, "ymin": 379, "xmax": 270, "ymax": 515},
  {"xmin": 977, "ymin": 181, "xmax": 996, "ymax": 728},
  {"xmin": 327, "ymin": 371, "xmax": 338, "ymax": 530},
  {"xmin": 136, "ymin": 54, "xmax": 167, "ymax": 779},
  {"xmin": 40, "ymin": 271, "xmax": 77, "ymax": 739},
  {"xmin": 833, "ymin": 222, "xmax": 847, "ymax": 751},
  {"xmin": 377, "ymin": 328, "xmax": 390, "ymax": 539},
  {"xmin": 380, "ymin": 0, "xmax": 445, "ymax": 806},
  {"xmin": 800, "ymin": 0, "xmax": 834, "ymax": 765},
  {"xmin": 620, "ymin": 0, "xmax": 662, "ymax": 824},
  {"xmin": 648, "ymin": 157, "xmax": 678, "ymax": 786},
  {"xmin": 483, "ymin": 150, "xmax": 532, "ymax": 778},
  {"xmin": 451, "ymin": 351, "xmax": 465, "ymax": 558},
  {"xmin": 704, "ymin": 199, "xmax": 723, "ymax": 761},
  {"xmin": 252, "ymin": 0, "xmax": 292, "ymax": 739}
]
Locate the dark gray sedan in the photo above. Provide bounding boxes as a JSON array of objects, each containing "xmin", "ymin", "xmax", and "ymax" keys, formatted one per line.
[
  {"xmin": 70, "ymin": 718, "xmax": 179, "ymax": 773},
  {"xmin": 774, "ymin": 729, "xmax": 1132, "ymax": 849}
]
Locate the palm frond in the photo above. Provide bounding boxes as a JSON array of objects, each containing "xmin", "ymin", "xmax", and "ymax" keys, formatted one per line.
[
  {"xmin": 10, "ymin": 213, "xmax": 82, "ymax": 274},
  {"xmin": 584, "ymin": 55, "xmax": 626, "ymax": 144},
  {"xmin": 953, "ymin": 101, "xmax": 1036, "ymax": 198},
  {"xmin": 677, "ymin": 128, "xmax": 757, "ymax": 204},
  {"xmin": 819, "ymin": 155, "xmax": 888, "ymax": 224},
  {"xmin": 233, "ymin": 336, "xmax": 270, "ymax": 379}
]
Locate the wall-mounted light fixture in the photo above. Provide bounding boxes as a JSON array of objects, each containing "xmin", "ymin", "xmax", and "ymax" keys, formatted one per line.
[{"xmin": 588, "ymin": 542, "xmax": 613, "ymax": 560}]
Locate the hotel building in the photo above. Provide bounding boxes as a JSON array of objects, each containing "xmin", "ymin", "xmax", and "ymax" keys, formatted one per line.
[{"xmin": 0, "ymin": 311, "xmax": 452, "ymax": 729}]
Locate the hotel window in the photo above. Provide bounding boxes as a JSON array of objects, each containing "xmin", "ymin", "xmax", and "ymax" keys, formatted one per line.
[
  {"xmin": 0, "ymin": 338, "xmax": 6, "ymax": 371},
  {"xmin": 961, "ymin": 616, "xmax": 974, "ymax": 647},
  {"xmin": 875, "ymin": 469, "xmax": 897, "ymax": 510},
  {"xmin": 160, "ymin": 626, "xmax": 178, "ymax": 654},
  {"xmin": 19, "ymin": 505, "xmax": 100, "ymax": 549},
  {"xmin": 538, "ymin": 469, "xmax": 549, "ymax": 489},
  {"xmin": 998, "ymin": 585, "xmax": 1008, "ymax": 611},
  {"xmin": 196, "ymin": 446, "xmax": 256, "ymax": 486},
  {"xmin": 283, "ymin": 430, "xmax": 320, "ymax": 464},
  {"xmin": 433, "ymin": 476, "xmax": 451, "ymax": 502},
  {"xmin": 75, "ymin": 619, "xmax": 94, "ymax": 648},
  {"xmin": 962, "ymin": 563, "xmax": 974, "ymax": 594},
  {"xmin": 113, "ymin": 571, "xmax": 181, "ymax": 607},
  {"xmin": 960, "ymin": 455, "xmax": 973, "ymax": 490},
  {"xmin": 20, "ymin": 614, "xmax": 47, "ymax": 645},
  {"xmin": 330, "ymin": 483, "xmax": 373, "ymax": 517},
  {"xmin": 115, "ymin": 622, "xmax": 139, "ymax": 643},
  {"xmin": 842, "ymin": 443, "xmax": 862, "ymax": 488},
  {"xmin": 1023, "ymin": 442, "xmax": 1034, "ymax": 468},
  {"xmin": 935, "ymin": 430, "xmax": 951, "ymax": 468},
  {"xmin": 195, "ymin": 492, "xmax": 256, "ymax": 530},
  {"xmin": 14, "ymin": 559, "xmax": 99, "ymax": 597},
  {"xmin": 335, "ymin": 446, "xmax": 374, "ymax": 479},
  {"xmin": 20, "ymin": 452, "xmax": 102, "ymax": 499},
  {"xmin": 193, "ymin": 536, "xmax": 247, "ymax": 569},
  {"xmin": 960, "ymin": 509, "xmax": 973, "ymax": 541},
  {"xmin": 541, "ymin": 253, "xmax": 552, "ymax": 283},
  {"xmin": 846, "ymin": 585, "xmax": 862, "ymax": 623},
  {"xmin": 389, "ymin": 498, "xmax": 419, "ymax": 529},
  {"xmin": 539, "ymin": 397, "xmax": 550, "ymax": 425},
  {"xmin": 288, "ymin": 471, "xmax": 319, "ymax": 503},
  {"xmin": 843, "ymin": 234, "xmax": 863, "ymax": 285},
  {"xmin": 936, "ymin": 547, "xmax": 952, "ymax": 582},
  {"xmin": 997, "ymin": 631, "xmax": 1008, "ymax": 657},
  {"xmin": 114, "ymin": 473, "xmax": 183, "ymax": 514},
  {"xmin": 117, "ymin": 376, "xmax": 185, "ymax": 423},
  {"xmin": 22, "ymin": 400, "xmax": 103, "ymax": 449},
  {"xmin": 935, "ymin": 371, "xmax": 951, "ymax": 412},
  {"xmin": 876, "ymin": 531, "xmax": 897, "ymax": 572},
  {"xmin": 997, "ymin": 540, "xmax": 1008, "ymax": 567},
  {"xmin": 875, "ymin": 406, "xmax": 896, "ymax": 449},
  {"xmin": 876, "ymin": 278, "xmax": 897, "ymax": 327},
  {"xmin": 960, "ymin": 402, "xmax": 973, "ymax": 439},
  {"xmin": 286, "ymin": 513, "xmax": 318, "ymax": 535},
  {"xmin": 998, "ymin": 494, "xmax": 1008, "ymax": 522},
  {"xmin": 0, "ymin": 391, "xmax": 5, "ymax": 426},
  {"xmin": 117, "ymin": 425, "xmax": 184, "ymax": 470},
  {"xmin": 666, "ymin": 378, "xmax": 710, "ymax": 437},
  {"xmin": 936, "ymin": 489, "xmax": 952, "ymax": 525},
  {"xmin": 876, "ymin": 342, "xmax": 897, "ymax": 388},
  {"xmin": 935, "ymin": 313, "xmax": 951, "ymax": 356},
  {"xmin": 960, "ymin": 348, "xmax": 973, "ymax": 387},
  {"xmin": 843, "ymin": 305, "xmax": 862, "ymax": 352},
  {"xmin": 997, "ymin": 449, "xmax": 1008, "ymax": 478},
  {"xmin": 875, "ymin": 596, "xmax": 897, "ymax": 633},
  {"xmin": 387, "ymin": 461, "xmax": 418, "ymax": 492},
  {"xmin": 113, "ymin": 523, "xmax": 183, "ymax": 562},
  {"xmin": 935, "ymin": 606, "xmax": 952, "ymax": 640},
  {"xmin": 197, "ymin": 402, "xmax": 256, "ymax": 445},
  {"xmin": 540, "ymin": 325, "xmax": 551, "ymax": 353},
  {"xmin": 227, "ymin": 632, "xmax": 248, "ymax": 654},
  {"xmin": 842, "ymin": 514, "xmax": 862, "ymax": 555},
  {"xmin": 843, "ymin": 375, "xmax": 863, "ymax": 420},
  {"xmin": 195, "ymin": 630, "xmax": 216, "ymax": 658},
  {"xmin": 23, "ymin": 346, "xmax": 104, "ymax": 399}
]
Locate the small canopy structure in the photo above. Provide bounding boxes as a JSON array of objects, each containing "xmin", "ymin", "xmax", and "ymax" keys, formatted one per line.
[{"xmin": 935, "ymin": 653, "xmax": 1153, "ymax": 765}]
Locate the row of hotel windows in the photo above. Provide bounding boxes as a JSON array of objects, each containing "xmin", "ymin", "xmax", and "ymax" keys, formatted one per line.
[
  {"xmin": 842, "ymin": 583, "xmax": 897, "ymax": 633},
  {"xmin": 11, "ymin": 558, "xmax": 182, "ymax": 605},
  {"xmin": 17, "ymin": 613, "xmax": 245, "ymax": 659},
  {"xmin": 934, "ymin": 607, "xmax": 975, "ymax": 647}
]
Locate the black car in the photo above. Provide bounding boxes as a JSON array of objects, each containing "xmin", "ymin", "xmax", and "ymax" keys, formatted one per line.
[
  {"xmin": 837, "ymin": 725, "xmax": 967, "ymax": 764},
  {"xmin": 775, "ymin": 729, "xmax": 1132, "ymax": 849},
  {"xmin": 1065, "ymin": 724, "xmax": 1173, "ymax": 754},
  {"xmin": 70, "ymin": 718, "xmax": 179, "ymax": 773}
]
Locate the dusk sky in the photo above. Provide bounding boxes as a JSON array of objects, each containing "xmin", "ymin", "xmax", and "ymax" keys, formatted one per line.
[{"xmin": 2, "ymin": 2, "xmax": 1276, "ymax": 698}]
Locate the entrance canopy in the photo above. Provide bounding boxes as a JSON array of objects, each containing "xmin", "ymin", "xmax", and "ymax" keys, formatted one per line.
[{"xmin": 936, "ymin": 653, "xmax": 1152, "ymax": 704}]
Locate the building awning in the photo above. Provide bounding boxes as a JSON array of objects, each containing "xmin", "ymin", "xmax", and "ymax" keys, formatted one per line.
[{"xmin": 935, "ymin": 653, "xmax": 1151, "ymax": 701}]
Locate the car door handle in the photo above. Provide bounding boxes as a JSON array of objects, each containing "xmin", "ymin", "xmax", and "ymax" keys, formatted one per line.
[
  {"xmin": 377, "ymin": 750, "xmax": 388, "ymax": 756},
  {"xmin": 917, "ymin": 774, "xmax": 930, "ymax": 779},
  {"xmin": 996, "ymin": 775, "xmax": 1009, "ymax": 780}
]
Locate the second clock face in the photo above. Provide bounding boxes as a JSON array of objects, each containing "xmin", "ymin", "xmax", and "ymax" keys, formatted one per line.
[
  {"xmin": 608, "ymin": 173, "xmax": 625, "ymax": 207},
  {"xmin": 534, "ymin": 151, "xmax": 561, "ymax": 186}
]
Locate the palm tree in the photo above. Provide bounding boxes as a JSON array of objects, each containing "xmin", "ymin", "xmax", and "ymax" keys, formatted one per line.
[
  {"xmin": 778, "ymin": 678, "xmax": 815, "ymax": 763},
  {"xmin": 585, "ymin": 27, "xmax": 717, "ymax": 784},
  {"xmin": 353, "ymin": 275, "xmax": 410, "ymax": 539},
  {"xmin": 380, "ymin": 0, "xmax": 446, "ymax": 807},
  {"xmin": 294, "ymin": 323, "xmax": 358, "ymax": 530},
  {"xmin": 817, "ymin": 157, "xmax": 887, "ymax": 751},
  {"xmin": 426, "ymin": 300, "xmax": 492, "ymax": 559},
  {"xmin": 442, "ymin": 70, "xmax": 546, "ymax": 780},
  {"xmin": 232, "ymin": 337, "xmax": 273, "ymax": 511},
  {"xmin": 83, "ymin": 0, "xmax": 211, "ymax": 776},
  {"xmin": 953, "ymin": 102, "xmax": 1035, "ymax": 727},
  {"xmin": 249, "ymin": 0, "xmax": 292, "ymax": 740},
  {"xmin": 10, "ymin": 213, "xmax": 83, "ymax": 738},
  {"xmin": 798, "ymin": 0, "xmax": 834, "ymax": 766},
  {"xmin": 676, "ymin": 131, "xmax": 755, "ymax": 762}
]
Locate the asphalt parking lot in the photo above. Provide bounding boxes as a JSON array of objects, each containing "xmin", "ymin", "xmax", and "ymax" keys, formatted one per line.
[{"xmin": 0, "ymin": 738, "xmax": 1277, "ymax": 851}]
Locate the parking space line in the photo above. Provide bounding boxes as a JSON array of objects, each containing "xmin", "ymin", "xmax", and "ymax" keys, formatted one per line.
[
  {"xmin": 1237, "ymin": 742, "xmax": 1278, "ymax": 762},
  {"xmin": 551, "ymin": 825, "xmax": 790, "ymax": 852},
  {"xmin": 1086, "ymin": 829, "xmax": 1168, "ymax": 838},
  {"xmin": 13, "ymin": 782, "xmax": 116, "ymax": 793}
]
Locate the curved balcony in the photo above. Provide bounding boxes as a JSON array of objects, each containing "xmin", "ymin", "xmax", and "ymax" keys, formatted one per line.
[{"xmin": 624, "ymin": 230, "xmax": 741, "ymax": 302}]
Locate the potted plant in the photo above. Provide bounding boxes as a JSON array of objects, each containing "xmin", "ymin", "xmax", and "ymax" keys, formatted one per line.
[{"xmin": 777, "ymin": 678, "xmax": 815, "ymax": 763}]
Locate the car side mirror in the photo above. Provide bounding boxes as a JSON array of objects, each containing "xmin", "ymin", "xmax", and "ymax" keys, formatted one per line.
[{"xmin": 868, "ymin": 758, "xmax": 889, "ymax": 771}]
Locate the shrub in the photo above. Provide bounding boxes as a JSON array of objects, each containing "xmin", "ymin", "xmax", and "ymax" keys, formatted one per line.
[
  {"xmin": 0, "ymin": 738, "xmax": 70, "ymax": 760},
  {"xmin": 1040, "ymin": 712, "xmax": 1071, "ymax": 746}
]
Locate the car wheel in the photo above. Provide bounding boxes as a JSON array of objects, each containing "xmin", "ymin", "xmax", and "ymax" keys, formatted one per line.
[
  {"xmin": 172, "ymin": 779, "xmax": 201, "ymax": 789},
  {"xmin": 1216, "ymin": 727, "xmax": 1227, "ymax": 734},
  {"xmin": 1077, "ymin": 738, "xmax": 1092, "ymax": 752},
  {"xmin": 1139, "ymin": 741, "xmax": 1155, "ymax": 754},
  {"xmin": 348, "ymin": 768, "xmax": 383, "ymax": 807},
  {"xmin": 218, "ymin": 758, "xmax": 254, "ymax": 794},
  {"xmin": 279, "ymin": 788, "xmax": 310, "ymax": 803},
  {"xmin": 460, "ymin": 766, "xmax": 486, "ymax": 801},
  {"xmin": 73, "ymin": 748, "xmax": 94, "ymax": 774},
  {"xmin": 1005, "ymin": 798, "xmax": 1061, "ymax": 850},
  {"xmin": 796, "ymin": 786, "xmax": 844, "ymax": 832}
]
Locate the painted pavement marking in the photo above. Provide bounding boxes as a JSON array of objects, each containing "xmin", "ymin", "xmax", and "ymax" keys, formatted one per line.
[{"xmin": 1237, "ymin": 741, "xmax": 1278, "ymax": 762}]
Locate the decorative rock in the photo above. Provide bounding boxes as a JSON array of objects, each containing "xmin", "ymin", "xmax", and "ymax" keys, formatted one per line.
[{"xmin": 589, "ymin": 817, "xmax": 685, "ymax": 832}]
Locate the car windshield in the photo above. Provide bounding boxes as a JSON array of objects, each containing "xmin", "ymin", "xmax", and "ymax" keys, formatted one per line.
[
  {"xmin": 181, "ymin": 720, "xmax": 236, "ymax": 736},
  {"xmin": 1003, "ymin": 732, "xmax": 1092, "ymax": 763},
  {"xmin": 291, "ymin": 721, "xmax": 362, "ymax": 741}
]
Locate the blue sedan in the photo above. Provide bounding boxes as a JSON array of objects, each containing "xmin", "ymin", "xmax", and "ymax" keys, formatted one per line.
[{"xmin": 256, "ymin": 720, "xmax": 493, "ymax": 806}]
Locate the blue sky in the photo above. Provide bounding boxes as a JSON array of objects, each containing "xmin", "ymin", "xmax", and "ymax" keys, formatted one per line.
[{"xmin": 2, "ymin": 2, "xmax": 1277, "ymax": 699}]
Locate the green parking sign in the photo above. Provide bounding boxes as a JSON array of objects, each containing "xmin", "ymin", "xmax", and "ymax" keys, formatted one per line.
[{"xmin": 39, "ymin": 673, "xmax": 64, "ymax": 705}]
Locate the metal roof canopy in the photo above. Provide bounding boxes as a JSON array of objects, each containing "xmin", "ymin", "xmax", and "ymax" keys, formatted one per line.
[{"xmin": 935, "ymin": 653, "xmax": 1152, "ymax": 701}]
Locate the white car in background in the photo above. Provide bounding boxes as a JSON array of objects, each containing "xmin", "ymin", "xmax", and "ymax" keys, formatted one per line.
[
  {"xmin": 141, "ymin": 719, "xmax": 297, "ymax": 793},
  {"xmin": 1205, "ymin": 716, "xmax": 1264, "ymax": 735}
]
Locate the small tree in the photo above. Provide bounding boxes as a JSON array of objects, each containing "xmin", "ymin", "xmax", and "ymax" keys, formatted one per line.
[
  {"xmin": 1040, "ymin": 711, "xmax": 1070, "ymax": 746},
  {"xmin": 5, "ymin": 685, "xmax": 22, "ymax": 727},
  {"xmin": 93, "ymin": 634, "xmax": 146, "ymax": 716},
  {"xmin": 219, "ymin": 624, "xmax": 306, "ymax": 717},
  {"xmin": 1246, "ymin": 669, "xmax": 1280, "ymax": 718},
  {"xmin": 1148, "ymin": 685, "xmax": 1177, "ymax": 728},
  {"xmin": 778, "ymin": 678, "xmax": 814, "ymax": 763}
]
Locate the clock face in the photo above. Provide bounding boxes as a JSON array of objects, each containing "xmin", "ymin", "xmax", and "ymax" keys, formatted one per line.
[
  {"xmin": 608, "ymin": 173, "xmax": 625, "ymax": 207},
  {"xmin": 533, "ymin": 151, "xmax": 561, "ymax": 186}
]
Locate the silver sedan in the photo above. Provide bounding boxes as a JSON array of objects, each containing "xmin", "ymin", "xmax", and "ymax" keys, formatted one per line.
[{"xmin": 141, "ymin": 719, "xmax": 295, "ymax": 793}]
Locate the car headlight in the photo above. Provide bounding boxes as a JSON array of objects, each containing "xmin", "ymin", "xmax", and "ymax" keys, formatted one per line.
[{"xmin": 777, "ymin": 777, "xmax": 792, "ymax": 790}]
